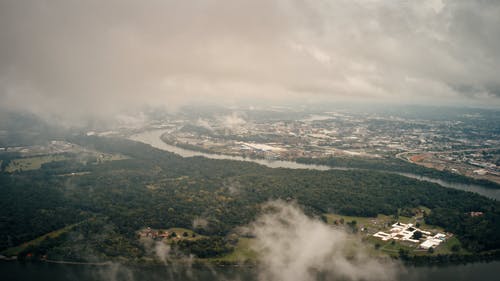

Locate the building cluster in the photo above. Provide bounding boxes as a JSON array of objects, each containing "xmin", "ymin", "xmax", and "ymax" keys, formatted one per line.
[
  {"xmin": 138, "ymin": 227, "xmax": 170, "ymax": 240},
  {"xmin": 1, "ymin": 140, "xmax": 78, "ymax": 156},
  {"xmin": 142, "ymin": 109, "xmax": 498, "ymax": 183},
  {"xmin": 373, "ymin": 222, "xmax": 448, "ymax": 250},
  {"xmin": 469, "ymin": 211, "xmax": 484, "ymax": 217}
]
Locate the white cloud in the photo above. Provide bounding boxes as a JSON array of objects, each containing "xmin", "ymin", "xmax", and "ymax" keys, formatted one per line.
[
  {"xmin": 0, "ymin": 0, "xmax": 498, "ymax": 121},
  {"xmin": 249, "ymin": 201, "xmax": 399, "ymax": 281}
]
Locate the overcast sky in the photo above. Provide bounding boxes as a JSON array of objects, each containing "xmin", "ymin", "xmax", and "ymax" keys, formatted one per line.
[{"xmin": 1, "ymin": 0, "xmax": 499, "ymax": 120}]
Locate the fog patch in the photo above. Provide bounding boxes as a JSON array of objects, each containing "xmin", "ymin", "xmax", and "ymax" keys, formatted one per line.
[
  {"xmin": 94, "ymin": 262, "xmax": 134, "ymax": 281},
  {"xmin": 139, "ymin": 236, "xmax": 197, "ymax": 280},
  {"xmin": 224, "ymin": 178, "xmax": 243, "ymax": 195},
  {"xmin": 140, "ymin": 237, "xmax": 172, "ymax": 264},
  {"xmin": 193, "ymin": 217, "xmax": 209, "ymax": 230},
  {"xmin": 220, "ymin": 112, "xmax": 247, "ymax": 130},
  {"xmin": 154, "ymin": 240, "xmax": 172, "ymax": 264},
  {"xmin": 250, "ymin": 200, "xmax": 399, "ymax": 281},
  {"xmin": 196, "ymin": 118, "xmax": 214, "ymax": 131}
]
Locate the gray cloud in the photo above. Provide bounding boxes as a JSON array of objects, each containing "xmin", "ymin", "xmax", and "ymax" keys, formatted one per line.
[
  {"xmin": 249, "ymin": 201, "xmax": 399, "ymax": 281},
  {"xmin": 0, "ymin": 0, "xmax": 499, "ymax": 121}
]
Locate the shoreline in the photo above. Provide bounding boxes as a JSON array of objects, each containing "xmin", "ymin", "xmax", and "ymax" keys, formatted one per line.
[
  {"xmin": 130, "ymin": 129, "xmax": 500, "ymax": 199},
  {"xmin": 4, "ymin": 249, "xmax": 500, "ymax": 268}
]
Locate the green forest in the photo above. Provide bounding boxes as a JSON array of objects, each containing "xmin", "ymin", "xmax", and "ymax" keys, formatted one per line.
[
  {"xmin": 296, "ymin": 156, "xmax": 500, "ymax": 189},
  {"xmin": 1, "ymin": 135, "xmax": 500, "ymax": 263}
]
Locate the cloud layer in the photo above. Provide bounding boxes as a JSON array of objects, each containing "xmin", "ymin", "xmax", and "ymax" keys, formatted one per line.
[
  {"xmin": 250, "ymin": 201, "xmax": 399, "ymax": 281},
  {"xmin": 1, "ymin": 0, "xmax": 499, "ymax": 120}
]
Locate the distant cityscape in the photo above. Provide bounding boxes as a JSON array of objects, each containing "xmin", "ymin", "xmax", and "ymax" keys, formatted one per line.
[
  {"xmin": 126, "ymin": 107, "xmax": 500, "ymax": 184},
  {"xmin": 2, "ymin": 106, "xmax": 498, "ymax": 184}
]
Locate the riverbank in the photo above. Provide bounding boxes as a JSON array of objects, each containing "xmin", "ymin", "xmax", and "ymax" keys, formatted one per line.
[
  {"xmin": 157, "ymin": 131, "xmax": 500, "ymax": 190},
  {"xmin": 296, "ymin": 156, "xmax": 500, "ymax": 190},
  {"xmin": 129, "ymin": 129, "xmax": 500, "ymax": 200},
  {"xmin": 5, "ymin": 249, "xmax": 500, "ymax": 268}
]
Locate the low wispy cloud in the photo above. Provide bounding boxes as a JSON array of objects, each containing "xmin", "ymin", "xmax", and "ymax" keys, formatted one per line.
[
  {"xmin": 192, "ymin": 217, "xmax": 210, "ymax": 230},
  {"xmin": 219, "ymin": 112, "xmax": 247, "ymax": 130},
  {"xmin": 249, "ymin": 200, "xmax": 400, "ymax": 281}
]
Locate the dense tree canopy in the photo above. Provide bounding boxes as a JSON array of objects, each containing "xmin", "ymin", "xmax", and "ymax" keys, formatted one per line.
[{"xmin": 1, "ymin": 135, "xmax": 499, "ymax": 261}]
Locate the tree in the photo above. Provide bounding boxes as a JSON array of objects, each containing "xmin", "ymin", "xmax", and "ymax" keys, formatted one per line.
[
  {"xmin": 347, "ymin": 220, "xmax": 358, "ymax": 233},
  {"xmin": 320, "ymin": 215, "xmax": 328, "ymax": 223},
  {"xmin": 451, "ymin": 244, "xmax": 461, "ymax": 252},
  {"xmin": 398, "ymin": 248, "xmax": 409, "ymax": 259},
  {"xmin": 412, "ymin": 231, "xmax": 423, "ymax": 240}
]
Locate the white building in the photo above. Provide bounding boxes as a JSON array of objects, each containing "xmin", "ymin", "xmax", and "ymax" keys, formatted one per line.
[{"xmin": 373, "ymin": 222, "xmax": 447, "ymax": 249}]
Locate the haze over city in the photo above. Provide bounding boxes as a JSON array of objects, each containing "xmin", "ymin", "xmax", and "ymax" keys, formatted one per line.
[{"xmin": 1, "ymin": 0, "xmax": 500, "ymax": 123}]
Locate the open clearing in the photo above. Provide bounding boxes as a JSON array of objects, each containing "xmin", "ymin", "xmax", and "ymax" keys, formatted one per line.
[
  {"xmin": 5, "ymin": 155, "xmax": 69, "ymax": 172},
  {"xmin": 1, "ymin": 223, "xmax": 80, "ymax": 256},
  {"xmin": 5, "ymin": 152, "xmax": 129, "ymax": 173},
  {"xmin": 324, "ymin": 211, "xmax": 463, "ymax": 257},
  {"xmin": 209, "ymin": 237, "xmax": 257, "ymax": 263}
]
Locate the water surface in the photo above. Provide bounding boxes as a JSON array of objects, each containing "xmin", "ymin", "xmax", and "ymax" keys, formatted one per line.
[
  {"xmin": 2, "ymin": 261, "xmax": 500, "ymax": 281},
  {"xmin": 130, "ymin": 130, "xmax": 500, "ymax": 200}
]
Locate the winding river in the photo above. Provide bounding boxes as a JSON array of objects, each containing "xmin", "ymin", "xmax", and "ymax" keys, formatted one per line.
[{"xmin": 130, "ymin": 130, "xmax": 500, "ymax": 200}]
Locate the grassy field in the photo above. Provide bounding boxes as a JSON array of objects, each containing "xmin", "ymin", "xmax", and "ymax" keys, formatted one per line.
[
  {"xmin": 57, "ymin": 171, "xmax": 92, "ymax": 177},
  {"xmin": 375, "ymin": 238, "xmax": 415, "ymax": 257},
  {"xmin": 366, "ymin": 235, "xmax": 467, "ymax": 257},
  {"xmin": 213, "ymin": 229, "xmax": 461, "ymax": 262},
  {"xmin": 164, "ymin": 228, "xmax": 205, "ymax": 241},
  {"xmin": 324, "ymin": 213, "xmax": 398, "ymax": 234},
  {"xmin": 208, "ymin": 237, "xmax": 257, "ymax": 263},
  {"xmin": 325, "ymin": 210, "xmax": 453, "ymax": 258},
  {"xmin": 1, "ymin": 223, "xmax": 80, "ymax": 256},
  {"xmin": 5, "ymin": 152, "xmax": 129, "ymax": 173},
  {"xmin": 324, "ymin": 207, "xmax": 444, "ymax": 234},
  {"xmin": 96, "ymin": 153, "xmax": 128, "ymax": 162},
  {"xmin": 5, "ymin": 155, "xmax": 69, "ymax": 172},
  {"xmin": 434, "ymin": 236, "xmax": 468, "ymax": 255}
]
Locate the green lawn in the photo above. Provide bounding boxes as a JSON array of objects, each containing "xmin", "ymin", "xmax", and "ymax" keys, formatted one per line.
[
  {"xmin": 1, "ymin": 223, "xmax": 80, "ymax": 256},
  {"xmin": 325, "ymin": 211, "xmax": 455, "ymax": 258},
  {"xmin": 434, "ymin": 236, "xmax": 468, "ymax": 255},
  {"xmin": 96, "ymin": 153, "xmax": 129, "ymax": 162},
  {"xmin": 164, "ymin": 228, "xmax": 205, "ymax": 241},
  {"xmin": 208, "ymin": 237, "xmax": 257, "ymax": 262},
  {"xmin": 324, "ymin": 210, "xmax": 444, "ymax": 233},
  {"xmin": 5, "ymin": 152, "xmax": 129, "ymax": 173},
  {"xmin": 324, "ymin": 213, "xmax": 400, "ymax": 233},
  {"xmin": 6, "ymin": 155, "xmax": 69, "ymax": 172}
]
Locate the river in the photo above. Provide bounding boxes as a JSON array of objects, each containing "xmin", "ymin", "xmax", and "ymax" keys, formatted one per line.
[
  {"xmin": 2, "ymin": 260, "xmax": 500, "ymax": 281},
  {"xmin": 130, "ymin": 130, "xmax": 500, "ymax": 200}
]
